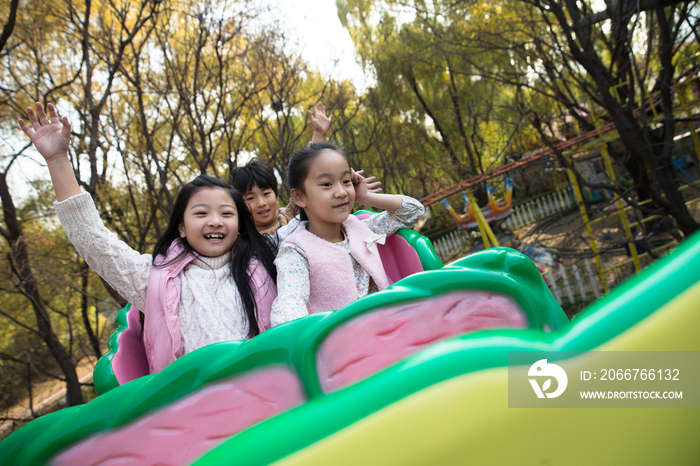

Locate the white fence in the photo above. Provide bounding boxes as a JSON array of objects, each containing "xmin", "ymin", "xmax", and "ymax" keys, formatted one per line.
[
  {"xmin": 428, "ymin": 185, "xmax": 634, "ymax": 308},
  {"xmin": 544, "ymin": 259, "xmax": 604, "ymax": 307},
  {"xmin": 434, "ymin": 237, "xmax": 607, "ymax": 308},
  {"xmin": 432, "ymin": 187, "xmax": 577, "ymax": 262},
  {"xmin": 433, "ymin": 229, "xmax": 468, "ymax": 261},
  {"xmin": 431, "ymin": 227, "xmax": 614, "ymax": 308},
  {"xmin": 502, "ymin": 187, "xmax": 576, "ymax": 230}
]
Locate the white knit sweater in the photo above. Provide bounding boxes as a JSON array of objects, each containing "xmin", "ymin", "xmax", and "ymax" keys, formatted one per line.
[{"xmin": 54, "ymin": 193, "xmax": 251, "ymax": 354}]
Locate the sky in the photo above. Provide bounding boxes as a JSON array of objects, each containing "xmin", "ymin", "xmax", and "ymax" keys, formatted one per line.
[{"xmin": 268, "ymin": 0, "xmax": 370, "ymax": 90}]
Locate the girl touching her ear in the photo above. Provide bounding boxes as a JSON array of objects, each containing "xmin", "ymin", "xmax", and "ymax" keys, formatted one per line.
[{"xmin": 270, "ymin": 142, "xmax": 425, "ymax": 326}]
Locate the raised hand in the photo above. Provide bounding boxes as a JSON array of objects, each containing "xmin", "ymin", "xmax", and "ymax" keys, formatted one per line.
[
  {"xmin": 351, "ymin": 169, "xmax": 382, "ymax": 204},
  {"xmin": 18, "ymin": 102, "xmax": 71, "ymax": 163},
  {"xmin": 17, "ymin": 102, "xmax": 80, "ymax": 201},
  {"xmin": 309, "ymin": 101, "xmax": 333, "ymax": 143}
]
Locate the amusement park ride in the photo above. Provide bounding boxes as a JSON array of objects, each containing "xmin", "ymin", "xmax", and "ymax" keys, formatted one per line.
[
  {"xmin": 423, "ymin": 69, "xmax": 700, "ymax": 291},
  {"xmin": 440, "ymin": 181, "xmax": 514, "ymax": 242},
  {"xmin": 2, "ymin": 218, "xmax": 699, "ymax": 465},
  {"xmin": 1, "ymin": 73, "xmax": 699, "ymax": 466}
]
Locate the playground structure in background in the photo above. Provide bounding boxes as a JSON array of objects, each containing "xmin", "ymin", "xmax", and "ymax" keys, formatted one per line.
[
  {"xmin": 440, "ymin": 178, "xmax": 514, "ymax": 232},
  {"xmin": 432, "ymin": 186, "xmax": 578, "ymax": 260},
  {"xmin": 423, "ymin": 69, "xmax": 700, "ymax": 300}
]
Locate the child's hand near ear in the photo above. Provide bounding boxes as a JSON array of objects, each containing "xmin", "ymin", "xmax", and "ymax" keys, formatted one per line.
[
  {"xmin": 352, "ymin": 169, "xmax": 382, "ymax": 205},
  {"xmin": 309, "ymin": 101, "xmax": 333, "ymax": 143}
]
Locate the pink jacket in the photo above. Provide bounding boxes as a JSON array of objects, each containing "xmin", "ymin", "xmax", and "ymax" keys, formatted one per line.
[
  {"xmin": 283, "ymin": 215, "xmax": 391, "ymax": 314},
  {"xmin": 140, "ymin": 241, "xmax": 276, "ymax": 373}
]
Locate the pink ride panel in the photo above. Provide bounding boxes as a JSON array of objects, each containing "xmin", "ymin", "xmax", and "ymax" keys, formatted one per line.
[
  {"xmin": 113, "ymin": 306, "xmax": 149, "ymax": 384},
  {"xmin": 353, "ymin": 213, "xmax": 424, "ymax": 282},
  {"xmin": 378, "ymin": 235, "xmax": 424, "ymax": 282},
  {"xmin": 52, "ymin": 366, "xmax": 305, "ymax": 466},
  {"xmin": 317, "ymin": 290, "xmax": 527, "ymax": 393}
]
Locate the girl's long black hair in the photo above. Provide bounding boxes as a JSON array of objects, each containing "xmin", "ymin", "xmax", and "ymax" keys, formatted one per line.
[{"xmin": 152, "ymin": 175, "xmax": 277, "ymax": 338}]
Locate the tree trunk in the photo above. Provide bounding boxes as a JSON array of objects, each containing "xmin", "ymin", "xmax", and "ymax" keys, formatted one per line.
[
  {"xmin": 405, "ymin": 67, "xmax": 469, "ymax": 181},
  {"xmin": 0, "ymin": 173, "xmax": 84, "ymax": 406},
  {"xmin": 612, "ymin": 111, "xmax": 698, "ymax": 236},
  {"xmin": 563, "ymin": 0, "xmax": 699, "ymax": 237},
  {"xmin": 654, "ymin": 163, "xmax": 698, "ymax": 235},
  {"xmin": 80, "ymin": 260, "xmax": 102, "ymax": 358}
]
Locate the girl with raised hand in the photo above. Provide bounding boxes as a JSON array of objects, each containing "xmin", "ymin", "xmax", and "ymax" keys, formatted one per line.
[
  {"xmin": 270, "ymin": 142, "xmax": 425, "ymax": 327},
  {"xmin": 18, "ymin": 102, "xmax": 277, "ymax": 373}
]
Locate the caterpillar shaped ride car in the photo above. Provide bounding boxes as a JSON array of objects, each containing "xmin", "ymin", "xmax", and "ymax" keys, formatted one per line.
[{"xmin": 1, "ymin": 222, "xmax": 699, "ymax": 466}]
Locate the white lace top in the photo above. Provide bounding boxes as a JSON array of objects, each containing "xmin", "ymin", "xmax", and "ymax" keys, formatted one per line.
[{"xmin": 271, "ymin": 195, "xmax": 425, "ymax": 326}]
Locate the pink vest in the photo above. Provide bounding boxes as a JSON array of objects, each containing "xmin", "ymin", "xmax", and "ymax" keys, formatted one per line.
[
  {"xmin": 284, "ymin": 215, "xmax": 391, "ymax": 314},
  {"xmin": 140, "ymin": 241, "xmax": 276, "ymax": 373}
]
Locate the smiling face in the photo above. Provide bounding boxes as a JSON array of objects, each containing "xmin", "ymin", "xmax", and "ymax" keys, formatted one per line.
[
  {"xmin": 292, "ymin": 150, "xmax": 355, "ymax": 242},
  {"xmin": 178, "ymin": 187, "xmax": 239, "ymax": 257},
  {"xmin": 244, "ymin": 183, "xmax": 279, "ymax": 225}
]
